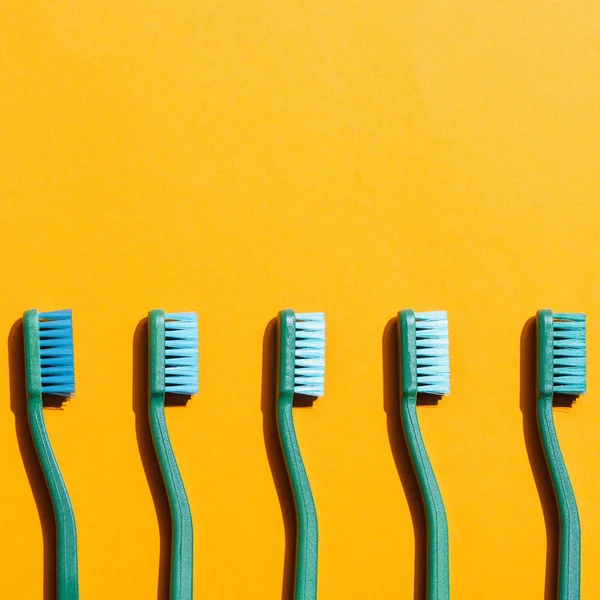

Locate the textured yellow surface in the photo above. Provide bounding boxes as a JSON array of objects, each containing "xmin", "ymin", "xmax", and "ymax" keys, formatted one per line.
[{"xmin": 1, "ymin": 2, "xmax": 599, "ymax": 598}]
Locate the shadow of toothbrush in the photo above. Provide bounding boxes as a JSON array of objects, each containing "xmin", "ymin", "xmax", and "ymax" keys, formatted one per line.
[
  {"xmin": 383, "ymin": 317, "xmax": 427, "ymax": 600},
  {"xmin": 261, "ymin": 318, "xmax": 297, "ymax": 600},
  {"xmin": 520, "ymin": 317, "xmax": 559, "ymax": 600},
  {"xmin": 132, "ymin": 319, "xmax": 172, "ymax": 600},
  {"xmin": 9, "ymin": 318, "xmax": 57, "ymax": 600}
]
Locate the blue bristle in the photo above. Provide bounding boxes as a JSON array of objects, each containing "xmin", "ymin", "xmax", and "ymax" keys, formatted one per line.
[
  {"xmin": 553, "ymin": 313, "xmax": 586, "ymax": 395},
  {"xmin": 38, "ymin": 310, "xmax": 75, "ymax": 396},
  {"xmin": 294, "ymin": 313, "xmax": 325, "ymax": 397},
  {"xmin": 415, "ymin": 311, "xmax": 450, "ymax": 395},
  {"xmin": 164, "ymin": 312, "xmax": 198, "ymax": 395}
]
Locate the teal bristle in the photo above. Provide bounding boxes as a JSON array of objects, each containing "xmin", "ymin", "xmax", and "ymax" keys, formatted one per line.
[
  {"xmin": 415, "ymin": 310, "xmax": 450, "ymax": 395},
  {"xmin": 164, "ymin": 312, "xmax": 199, "ymax": 395},
  {"xmin": 553, "ymin": 313, "xmax": 586, "ymax": 395},
  {"xmin": 294, "ymin": 312, "xmax": 325, "ymax": 397},
  {"xmin": 38, "ymin": 310, "xmax": 75, "ymax": 396}
]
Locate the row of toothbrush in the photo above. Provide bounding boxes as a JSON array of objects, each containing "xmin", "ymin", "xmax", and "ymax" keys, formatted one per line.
[{"xmin": 23, "ymin": 308, "xmax": 584, "ymax": 600}]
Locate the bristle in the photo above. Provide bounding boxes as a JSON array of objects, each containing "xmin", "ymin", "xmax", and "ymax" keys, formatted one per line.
[
  {"xmin": 415, "ymin": 311, "xmax": 450, "ymax": 395},
  {"xmin": 553, "ymin": 313, "xmax": 586, "ymax": 395},
  {"xmin": 294, "ymin": 312, "xmax": 325, "ymax": 397},
  {"xmin": 164, "ymin": 312, "xmax": 198, "ymax": 395},
  {"xmin": 38, "ymin": 310, "xmax": 74, "ymax": 396}
]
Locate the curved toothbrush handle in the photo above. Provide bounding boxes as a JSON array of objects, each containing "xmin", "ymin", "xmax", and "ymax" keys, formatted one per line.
[
  {"xmin": 401, "ymin": 393, "xmax": 449, "ymax": 600},
  {"xmin": 149, "ymin": 393, "xmax": 194, "ymax": 600},
  {"xmin": 537, "ymin": 394, "xmax": 580, "ymax": 599},
  {"xmin": 27, "ymin": 394, "xmax": 79, "ymax": 600},
  {"xmin": 277, "ymin": 391, "xmax": 318, "ymax": 600}
]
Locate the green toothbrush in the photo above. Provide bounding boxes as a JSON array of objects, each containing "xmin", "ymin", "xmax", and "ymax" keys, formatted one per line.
[
  {"xmin": 24, "ymin": 309, "xmax": 78, "ymax": 600},
  {"xmin": 276, "ymin": 310, "xmax": 325, "ymax": 600},
  {"xmin": 148, "ymin": 309, "xmax": 198, "ymax": 600},
  {"xmin": 537, "ymin": 310, "xmax": 586, "ymax": 599},
  {"xmin": 398, "ymin": 310, "xmax": 450, "ymax": 600}
]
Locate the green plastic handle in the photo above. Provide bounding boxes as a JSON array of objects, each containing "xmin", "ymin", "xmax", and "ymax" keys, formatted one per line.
[
  {"xmin": 399, "ymin": 310, "xmax": 449, "ymax": 600},
  {"xmin": 28, "ymin": 394, "xmax": 79, "ymax": 600},
  {"xmin": 277, "ymin": 390, "xmax": 319, "ymax": 600},
  {"xmin": 537, "ymin": 310, "xmax": 580, "ymax": 599},
  {"xmin": 537, "ymin": 395, "xmax": 580, "ymax": 599},
  {"xmin": 401, "ymin": 394, "xmax": 450, "ymax": 600},
  {"xmin": 277, "ymin": 310, "xmax": 318, "ymax": 600},
  {"xmin": 149, "ymin": 392, "xmax": 194, "ymax": 600}
]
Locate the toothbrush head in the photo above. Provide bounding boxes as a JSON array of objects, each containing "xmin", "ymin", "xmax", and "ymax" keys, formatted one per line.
[
  {"xmin": 399, "ymin": 310, "xmax": 450, "ymax": 397},
  {"xmin": 537, "ymin": 310, "xmax": 586, "ymax": 397},
  {"xmin": 149, "ymin": 309, "xmax": 198, "ymax": 397},
  {"xmin": 294, "ymin": 312, "xmax": 325, "ymax": 397},
  {"xmin": 24, "ymin": 309, "xmax": 75, "ymax": 397},
  {"xmin": 278, "ymin": 310, "xmax": 326, "ymax": 398}
]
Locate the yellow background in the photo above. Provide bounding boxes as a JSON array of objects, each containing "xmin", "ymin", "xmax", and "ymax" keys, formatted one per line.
[{"xmin": 0, "ymin": 2, "xmax": 599, "ymax": 598}]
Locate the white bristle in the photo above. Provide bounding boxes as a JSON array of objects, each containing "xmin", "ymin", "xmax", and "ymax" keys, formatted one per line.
[
  {"xmin": 294, "ymin": 312, "xmax": 325, "ymax": 397},
  {"xmin": 164, "ymin": 312, "xmax": 198, "ymax": 395},
  {"xmin": 415, "ymin": 311, "xmax": 450, "ymax": 395}
]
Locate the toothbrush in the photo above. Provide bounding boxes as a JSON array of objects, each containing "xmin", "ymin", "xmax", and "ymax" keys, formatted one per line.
[
  {"xmin": 398, "ymin": 310, "xmax": 450, "ymax": 600},
  {"xmin": 276, "ymin": 310, "xmax": 325, "ymax": 600},
  {"xmin": 23, "ymin": 309, "xmax": 78, "ymax": 600},
  {"xmin": 148, "ymin": 310, "xmax": 198, "ymax": 600},
  {"xmin": 536, "ymin": 310, "xmax": 585, "ymax": 599}
]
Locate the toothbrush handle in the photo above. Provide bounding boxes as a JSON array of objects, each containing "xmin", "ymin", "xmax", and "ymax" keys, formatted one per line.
[
  {"xmin": 277, "ymin": 391, "xmax": 318, "ymax": 600},
  {"xmin": 149, "ymin": 393, "xmax": 194, "ymax": 600},
  {"xmin": 27, "ymin": 393, "xmax": 79, "ymax": 600},
  {"xmin": 401, "ymin": 393, "xmax": 449, "ymax": 600},
  {"xmin": 537, "ymin": 394, "xmax": 580, "ymax": 599}
]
